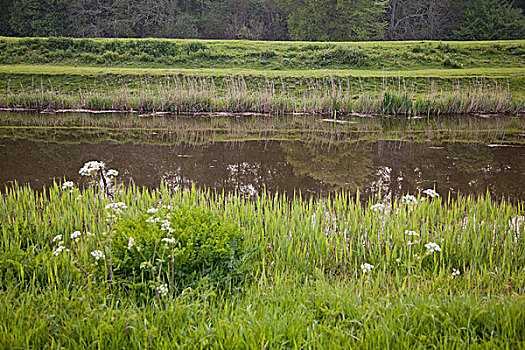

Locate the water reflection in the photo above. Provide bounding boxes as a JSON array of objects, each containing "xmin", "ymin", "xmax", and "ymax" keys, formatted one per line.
[{"xmin": 1, "ymin": 138, "xmax": 524, "ymax": 201}]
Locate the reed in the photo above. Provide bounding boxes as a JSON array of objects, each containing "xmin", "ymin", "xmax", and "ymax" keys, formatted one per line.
[
  {"xmin": 1, "ymin": 181, "xmax": 524, "ymax": 348},
  {"xmin": 1, "ymin": 75, "xmax": 523, "ymax": 116}
]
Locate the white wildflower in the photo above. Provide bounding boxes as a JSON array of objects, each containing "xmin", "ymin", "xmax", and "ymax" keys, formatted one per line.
[
  {"xmin": 405, "ymin": 230, "xmax": 420, "ymax": 237},
  {"xmin": 106, "ymin": 169, "xmax": 119, "ymax": 177},
  {"xmin": 140, "ymin": 262, "xmax": 149, "ymax": 270},
  {"xmin": 79, "ymin": 161, "xmax": 105, "ymax": 177},
  {"xmin": 53, "ymin": 245, "xmax": 66, "ymax": 256},
  {"xmin": 371, "ymin": 203, "xmax": 385, "ymax": 213},
  {"xmin": 157, "ymin": 284, "xmax": 169, "ymax": 297},
  {"xmin": 361, "ymin": 263, "xmax": 375, "ymax": 274},
  {"xmin": 452, "ymin": 268, "xmax": 461, "ymax": 278},
  {"xmin": 423, "ymin": 189, "xmax": 440, "ymax": 198},
  {"xmin": 128, "ymin": 237, "xmax": 135, "ymax": 250},
  {"xmin": 162, "ymin": 237, "xmax": 176, "ymax": 244},
  {"xmin": 52, "ymin": 234, "xmax": 63, "ymax": 243},
  {"xmin": 90, "ymin": 250, "xmax": 104, "ymax": 260},
  {"xmin": 86, "ymin": 232, "xmax": 95, "ymax": 237},
  {"xmin": 147, "ymin": 208, "xmax": 159, "ymax": 214},
  {"xmin": 160, "ymin": 220, "xmax": 174, "ymax": 233},
  {"xmin": 105, "ymin": 202, "xmax": 128, "ymax": 211},
  {"xmin": 401, "ymin": 195, "xmax": 418, "ymax": 205},
  {"xmin": 161, "ymin": 205, "xmax": 173, "ymax": 210},
  {"xmin": 425, "ymin": 242, "xmax": 442, "ymax": 253},
  {"xmin": 62, "ymin": 181, "xmax": 74, "ymax": 190},
  {"xmin": 70, "ymin": 231, "xmax": 82, "ymax": 240}
]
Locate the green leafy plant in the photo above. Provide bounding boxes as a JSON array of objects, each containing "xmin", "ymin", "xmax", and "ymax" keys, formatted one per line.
[{"xmin": 109, "ymin": 204, "xmax": 246, "ymax": 295}]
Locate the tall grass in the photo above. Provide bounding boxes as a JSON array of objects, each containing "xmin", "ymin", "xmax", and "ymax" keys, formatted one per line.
[
  {"xmin": 1, "ymin": 75, "xmax": 523, "ymax": 116},
  {"xmin": 1, "ymin": 182, "xmax": 524, "ymax": 348}
]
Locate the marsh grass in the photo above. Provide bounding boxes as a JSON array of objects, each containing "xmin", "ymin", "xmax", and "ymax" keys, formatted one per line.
[
  {"xmin": 1, "ymin": 75, "xmax": 523, "ymax": 116},
  {"xmin": 1, "ymin": 182, "xmax": 524, "ymax": 348}
]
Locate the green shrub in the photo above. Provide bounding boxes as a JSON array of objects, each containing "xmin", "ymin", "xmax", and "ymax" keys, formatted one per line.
[{"xmin": 109, "ymin": 203, "xmax": 246, "ymax": 294}]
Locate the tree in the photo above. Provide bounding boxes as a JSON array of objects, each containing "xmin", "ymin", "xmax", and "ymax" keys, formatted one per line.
[
  {"xmin": 0, "ymin": 0, "xmax": 14, "ymax": 36},
  {"xmin": 9, "ymin": 0, "xmax": 70, "ymax": 37},
  {"xmin": 387, "ymin": 0, "xmax": 461, "ymax": 40},
  {"xmin": 453, "ymin": 0, "xmax": 525, "ymax": 40},
  {"xmin": 278, "ymin": 0, "xmax": 387, "ymax": 41}
]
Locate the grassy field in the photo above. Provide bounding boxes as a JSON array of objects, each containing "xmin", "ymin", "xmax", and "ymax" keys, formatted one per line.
[
  {"xmin": 0, "ymin": 37, "xmax": 524, "ymax": 115},
  {"xmin": 1, "ymin": 182, "xmax": 524, "ymax": 348}
]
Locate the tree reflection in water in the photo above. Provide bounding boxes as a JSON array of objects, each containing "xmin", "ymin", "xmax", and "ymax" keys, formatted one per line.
[{"xmin": 282, "ymin": 140, "xmax": 373, "ymax": 193}]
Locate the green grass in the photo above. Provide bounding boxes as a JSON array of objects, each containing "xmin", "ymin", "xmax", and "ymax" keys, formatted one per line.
[
  {"xmin": 1, "ymin": 37, "xmax": 524, "ymax": 115},
  {"xmin": 1, "ymin": 37, "xmax": 524, "ymax": 70},
  {"xmin": 1, "ymin": 182, "xmax": 524, "ymax": 348}
]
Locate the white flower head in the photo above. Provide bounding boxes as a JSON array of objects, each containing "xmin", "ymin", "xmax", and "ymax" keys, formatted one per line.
[
  {"xmin": 128, "ymin": 237, "xmax": 135, "ymax": 250},
  {"xmin": 361, "ymin": 263, "xmax": 375, "ymax": 274},
  {"xmin": 371, "ymin": 203, "xmax": 385, "ymax": 213},
  {"xmin": 71, "ymin": 231, "xmax": 82, "ymax": 240},
  {"xmin": 425, "ymin": 242, "xmax": 442, "ymax": 253},
  {"xmin": 62, "ymin": 181, "xmax": 74, "ymax": 190},
  {"xmin": 423, "ymin": 189, "xmax": 440, "ymax": 198},
  {"xmin": 90, "ymin": 250, "xmax": 104, "ymax": 260},
  {"xmin": 147, "ymin": 208, "xmax": 159, "ymax": 214},
  {"xmin": 52, "ymin": 234, "xmax": 63, "ymax": 243},
  {"xmin": 401, "ymin": 195, "xmax": 418, "ymax": 206},
  {"xmin": 53, "ymin": 245, "xmax": 66, "ymax": 256},
  {"xmin": 162, "ymin": 237, "xmax": 176, "ymax": 244},
  {"xmin": 405, "ymin": 230, "xmax": 420, "ymax": 237},
  {"xmin": 105, "ymin": 202, "xmax": 128, "ymax": 211},
  {"xmin": 106, "ymin": 169, "xmax": 119, "ymax": 177},
  {"xmin": 157, "ymin": 284, "xmax": 169, "ymax": 297},
  {"xmin": 79, "ymin": 161, "xmax": 105, "ymax": 177},
  {"xmin": 452, "ymin": 268, "xmax": 461, "ymax": 278}
]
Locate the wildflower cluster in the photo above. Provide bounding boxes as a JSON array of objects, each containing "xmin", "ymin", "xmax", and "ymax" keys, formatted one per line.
[
  {"xmin": 402, "ymin": 195, "xmax": 418, "ymax": 206},
  {"xmin": 62, "ymin": 181, "xmax": 75, "ymax": 190},
  {"xmin": 157, "ymin": 284, "xmax": 169, "ymax": 297},
  {"xmin": 361, "ymin": 263, "xmax": 375, "ymax": 274},
  {"xmin": 425, "ymin": 242, "xmax": 442, "ymax": 253},
  {"xmin": 371, "ymin": 203, "xmax": 385, "ymax": 213},
  {"xmin": 79, "ymin": 161, "xmax": 105, "ymax": 177},
  {"xmin": 90, "ymin": 250, "xmax": 104, "ymax": 260}
]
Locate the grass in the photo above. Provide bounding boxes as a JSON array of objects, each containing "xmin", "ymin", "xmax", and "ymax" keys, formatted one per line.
[
  {"xmin": 0, "ymin": 37, "xmax": 524, "ymax": 115},
  {"xmin": 1, "ymin": 182, "xmax": 524, "ymax": 348},
  {"xmin": 1, "ymin": 37, "xmax": 524, "ymax": 70},
  {"xmin": 1, "ymin": 74, "xmax": 523, "ymax": 116}
]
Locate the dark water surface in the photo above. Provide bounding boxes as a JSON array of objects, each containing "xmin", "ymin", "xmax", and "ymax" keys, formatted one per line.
[{"xmin": 1, "ymin": 137, "xmax": 524, "ymax": 201}]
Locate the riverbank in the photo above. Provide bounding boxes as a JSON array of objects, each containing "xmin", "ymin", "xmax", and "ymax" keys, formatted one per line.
[
  {"xmin": 1, "ymin": 38, "xmax": 524, "ymax": 116},
  {"xmin": 1, "ymin": 183, "xmax": 524, "ymax": 348}
]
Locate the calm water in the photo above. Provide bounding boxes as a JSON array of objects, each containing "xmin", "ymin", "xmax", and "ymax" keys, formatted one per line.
[{"xmin": 1, "ymin": 137, "xmax": 524, "ymax": 201}]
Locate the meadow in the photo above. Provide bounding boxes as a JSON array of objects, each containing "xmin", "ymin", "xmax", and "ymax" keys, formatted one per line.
[
  {"xmin": 1, "ymin": 178, "xmax": 524, "ymax": 348},
  {"xmin": 1, "ymin": 37, "xmax": 524, "ymax": 115}
]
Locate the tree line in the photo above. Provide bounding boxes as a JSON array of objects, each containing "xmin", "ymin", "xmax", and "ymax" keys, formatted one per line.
[{"xmin": 1, "ymin": 0, "xmax": 524, "ymax": 41}]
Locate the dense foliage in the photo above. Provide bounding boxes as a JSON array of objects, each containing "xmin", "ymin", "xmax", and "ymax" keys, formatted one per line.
[
  {"xmin": 0, "ymin": 0, "xmax": 524, "ymax": 41},
  {"xmin": 110, "ymin": 204, "xmax": 246, "ymax": 293}
]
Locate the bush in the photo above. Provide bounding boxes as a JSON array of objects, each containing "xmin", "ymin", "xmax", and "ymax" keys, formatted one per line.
[{"xmin": 109, "ymin": 203, "xmax": 246, "ymax": 294}]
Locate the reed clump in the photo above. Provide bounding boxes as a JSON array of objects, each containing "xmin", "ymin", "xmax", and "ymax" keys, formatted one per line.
[{"xmin": 1, "ymin": 75, "xmax": 523, "ymax": 116}]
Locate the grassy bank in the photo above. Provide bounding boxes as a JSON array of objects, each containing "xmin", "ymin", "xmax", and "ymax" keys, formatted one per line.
[
  {"xmin": 1, "ymin": 37, "xmax": 524, "ymax": 70},
  {"xmin": 1, "ymin": 182, "xmax": 524, "ymax": 348},
  {"xmin": 0, "ymin": 37, "xmax": 524, "ymax": 115},
  {"xmin": 1, "ymin": 74, "xmax": 524, "ymax": 116}
]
